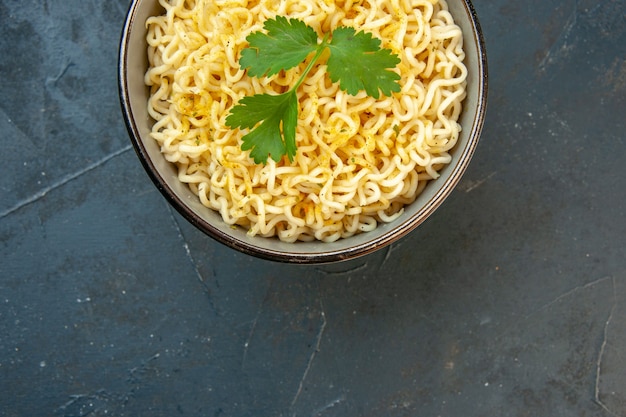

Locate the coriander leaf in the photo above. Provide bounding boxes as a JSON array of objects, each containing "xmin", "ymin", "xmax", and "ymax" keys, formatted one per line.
[
  {"xmin": 327, "ymin": 27, "xmax": 401, "ymax": 99},
  {"xmin": 225, "ymin": 91, "xmax": 298, "ymax": 163},
  {"xmin": 227, "ymin": 17, "xmax": 403, "ymax": 165},
  {"xmin": 240, "ymin": 16, "xmax": 319, "ymax": 77}
]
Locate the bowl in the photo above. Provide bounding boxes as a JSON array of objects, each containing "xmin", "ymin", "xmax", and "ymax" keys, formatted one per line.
[{"xmin": 118, "ymin": 0, "xmax": 488, "ymax": 264}]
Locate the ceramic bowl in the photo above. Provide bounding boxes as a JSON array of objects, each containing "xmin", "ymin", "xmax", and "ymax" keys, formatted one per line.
[{"xmin": 119, "ymin": 0, "xmax": 488, "ymax": 264}]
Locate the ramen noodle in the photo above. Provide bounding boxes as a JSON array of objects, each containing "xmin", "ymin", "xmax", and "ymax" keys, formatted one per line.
[{"xmin": 145, "ymin": 0, "xmax": 467, "ymax": 242}]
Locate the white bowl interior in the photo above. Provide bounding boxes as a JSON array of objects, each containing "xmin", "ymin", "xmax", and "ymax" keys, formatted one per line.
[{"xmin": 119, "ymin": 0, "xmax": 487, "ymax": 263}]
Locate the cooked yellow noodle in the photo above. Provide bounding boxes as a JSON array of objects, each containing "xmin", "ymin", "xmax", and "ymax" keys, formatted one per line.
[{"xmin": 145, "ymin": 0, "xmax": 467, "ymax": 242}]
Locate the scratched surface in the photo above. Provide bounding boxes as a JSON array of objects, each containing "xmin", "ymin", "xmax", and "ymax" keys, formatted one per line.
[{"xmin": 1, "ymin": 0, "xmax": 626, "ymax": 416}]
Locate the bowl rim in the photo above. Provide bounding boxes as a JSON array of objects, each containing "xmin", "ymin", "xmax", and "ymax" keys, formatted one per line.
[{"xmin": 118, "ymin": 0, "xmax": 488, "ymax": 264}]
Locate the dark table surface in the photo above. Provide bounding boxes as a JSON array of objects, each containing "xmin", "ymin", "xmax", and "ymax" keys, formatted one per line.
[{"xmin": 2, "ymin": 0, "xmax": 626, "ymax": 416}]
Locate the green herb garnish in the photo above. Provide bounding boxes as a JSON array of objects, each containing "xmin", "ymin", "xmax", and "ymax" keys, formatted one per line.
[{"xmin": 225, "ymin": 16, "xmax": 401, "ymax": 164}]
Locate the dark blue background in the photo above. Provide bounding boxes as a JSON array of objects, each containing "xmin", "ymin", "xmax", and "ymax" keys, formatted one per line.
[{"xmin": 1, "ymin": 0, "xmax": 625, "ymax": 416}]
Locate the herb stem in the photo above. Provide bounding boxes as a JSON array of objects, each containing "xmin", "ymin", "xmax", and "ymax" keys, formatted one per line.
[{"xmin": 291, "ymin": 33, "xmax": 330, "ymax": 92}]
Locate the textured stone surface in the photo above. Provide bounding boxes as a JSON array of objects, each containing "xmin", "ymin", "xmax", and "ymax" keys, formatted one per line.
[{"xmin": 1, "ymin": 0, "xmax": 625, "ymax": 416}]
